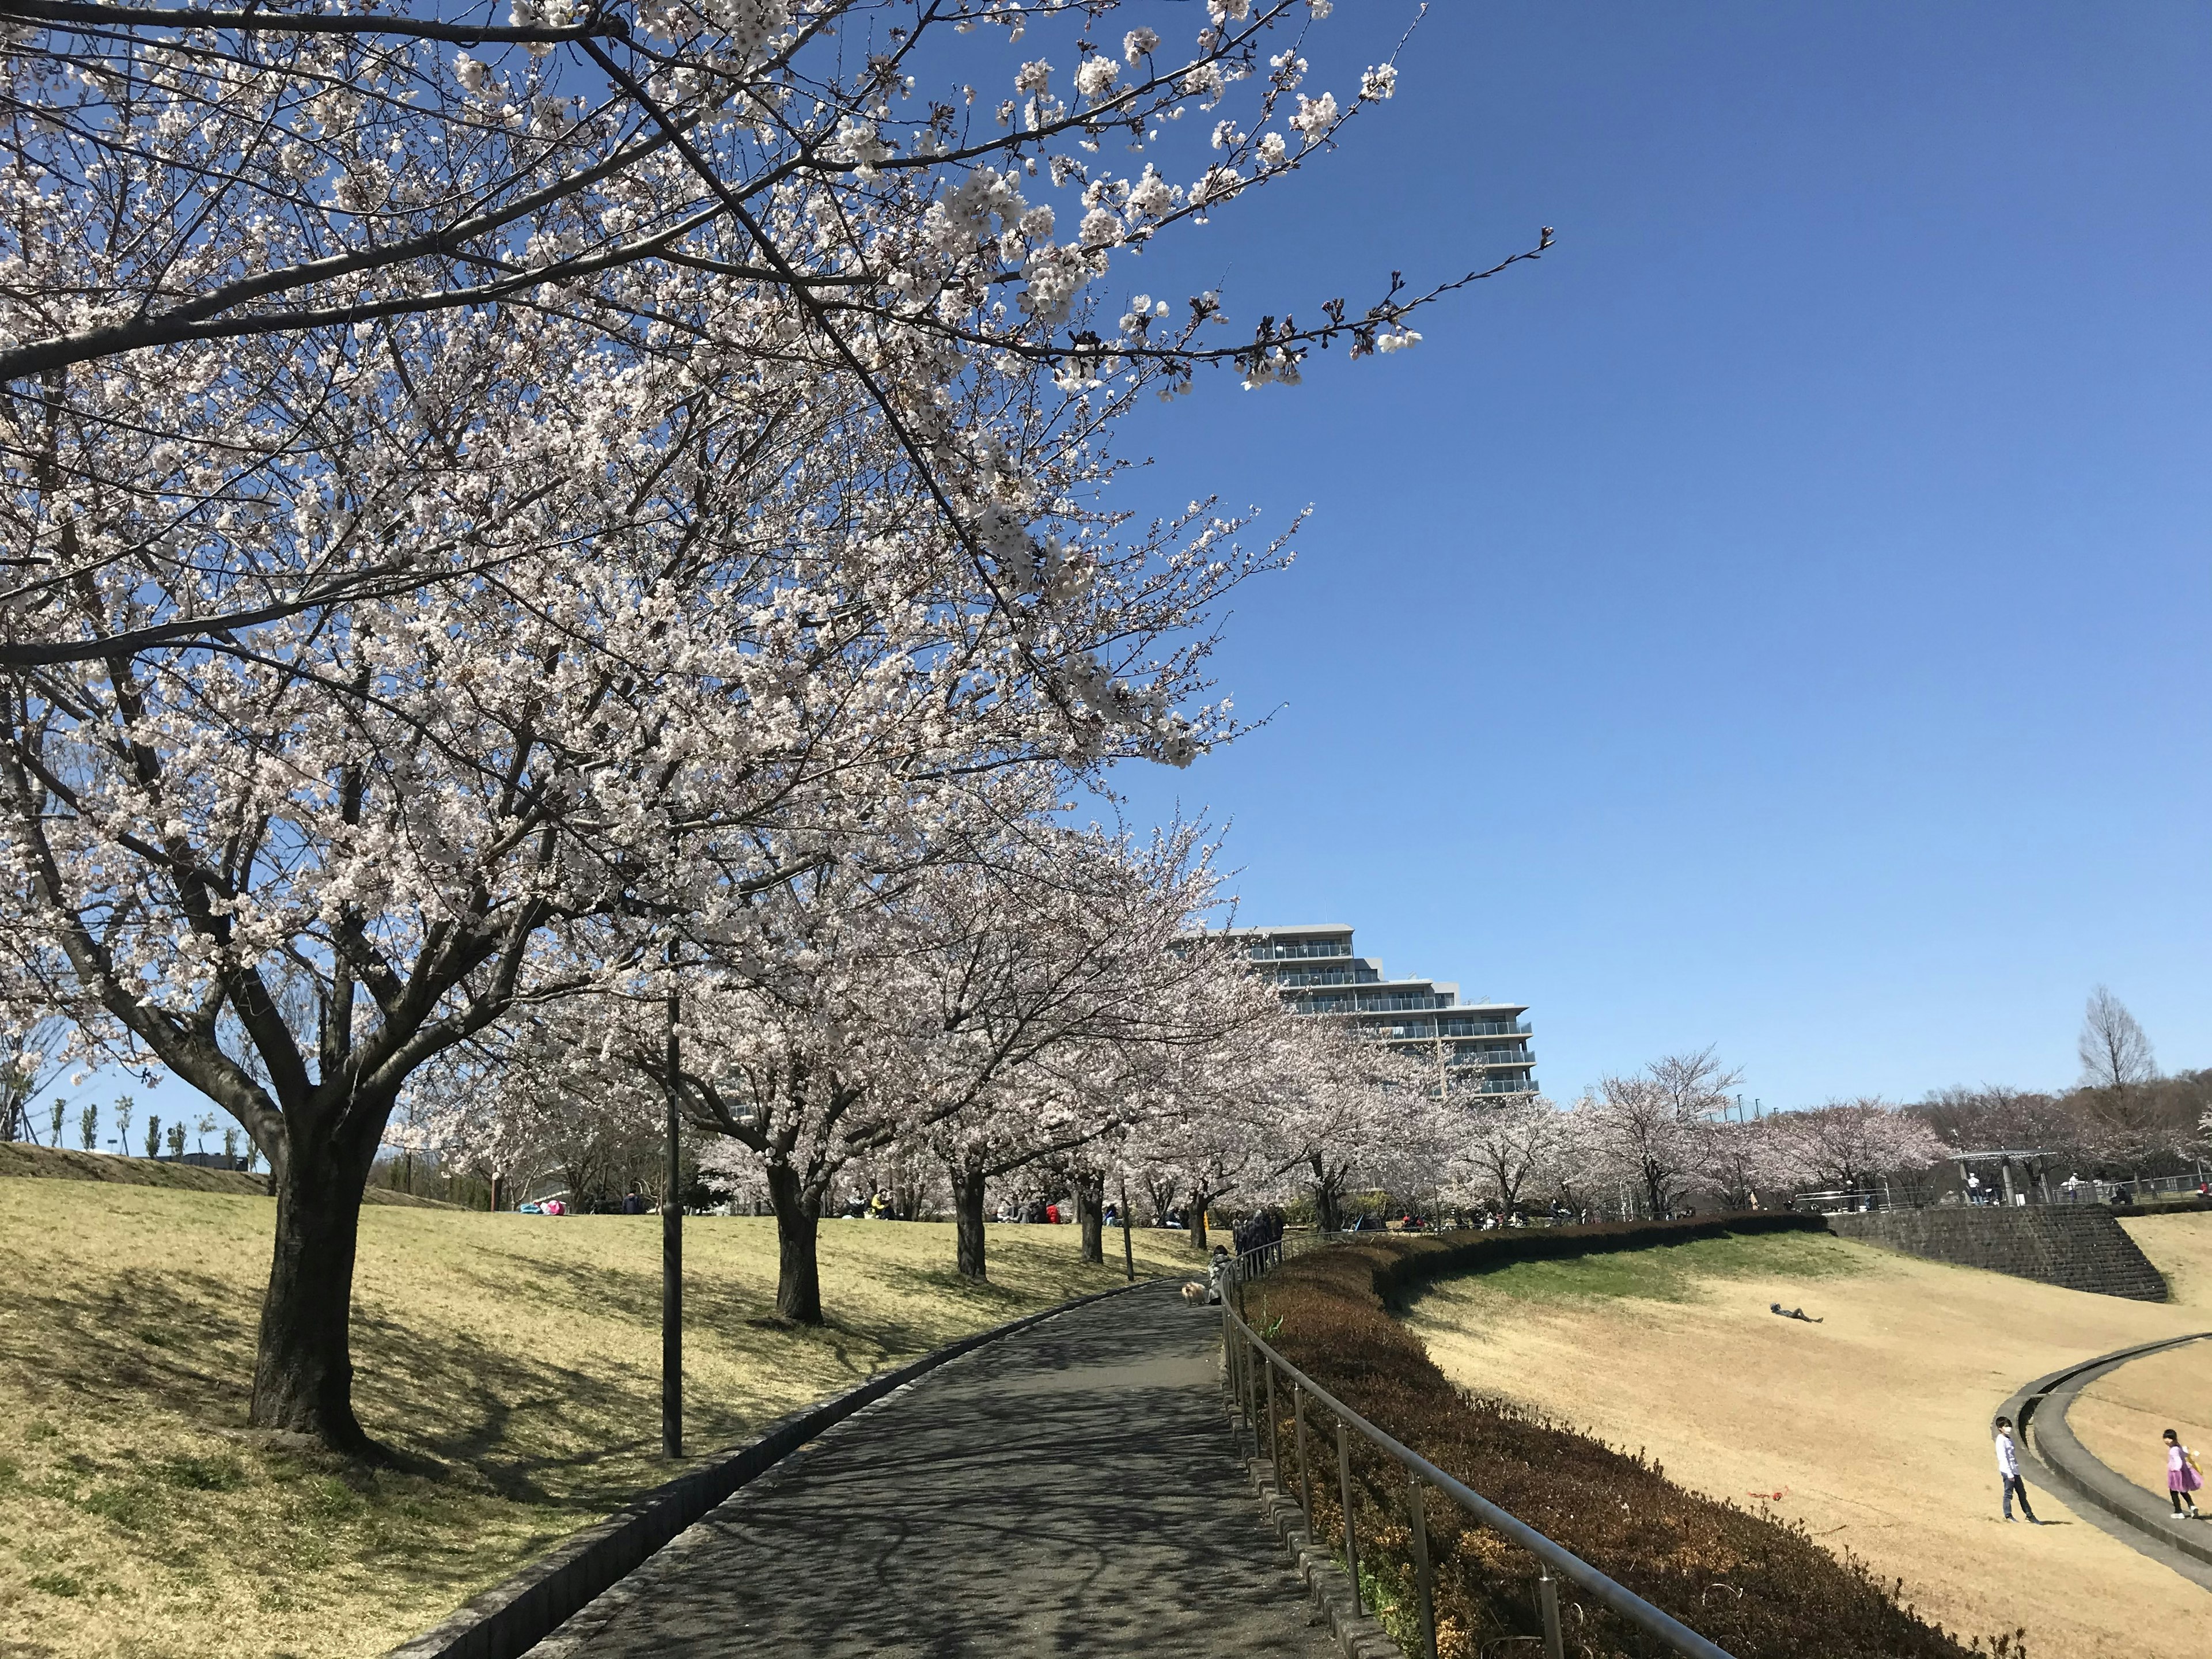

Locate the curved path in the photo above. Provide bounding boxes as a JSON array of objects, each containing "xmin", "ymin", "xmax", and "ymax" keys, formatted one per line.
[
  {"xmin": 528, "ymin": 1281, "xmax": 1331, "ymax": 1658},
  {"xmin": 2001, "ymin": 1331, "xmax": 2212, "ymax": 1590}
]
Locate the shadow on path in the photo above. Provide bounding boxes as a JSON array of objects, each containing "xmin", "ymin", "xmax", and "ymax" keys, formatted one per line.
[{"xmin": 529, "ymin": 1283, "xmax": 1330, "ymax": 1657}]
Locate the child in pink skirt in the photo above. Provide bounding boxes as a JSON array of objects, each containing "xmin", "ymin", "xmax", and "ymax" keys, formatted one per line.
[{"xmin": 2165, "ymin": 1429, "xmax": 2202, "ymax": 1518}]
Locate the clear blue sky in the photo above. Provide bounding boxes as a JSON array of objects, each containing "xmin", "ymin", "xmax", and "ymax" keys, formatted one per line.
[
  {"xmin": 36, "ymin": 3, "xmax": 2207, "ymax": 1152},
  {"xmin": 1104, "ymin": 1, "xmax": 2211, "ymax": 1107}
]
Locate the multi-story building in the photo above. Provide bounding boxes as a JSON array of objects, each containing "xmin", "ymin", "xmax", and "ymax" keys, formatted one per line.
[{"xmin": 1229, "ymin": 923, "xmax": 1536, "ymax": 1097}]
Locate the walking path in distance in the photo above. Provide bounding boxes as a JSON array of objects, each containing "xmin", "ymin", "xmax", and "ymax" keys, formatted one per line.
[{"xmin": 531, "ymin": 1281, "xmax": 1333, "ymax": 1658}]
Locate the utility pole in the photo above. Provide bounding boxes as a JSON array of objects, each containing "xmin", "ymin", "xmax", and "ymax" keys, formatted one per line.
[{"xmin": 663, "ymin": 938, "xmax": 683, "ymax": 1459}]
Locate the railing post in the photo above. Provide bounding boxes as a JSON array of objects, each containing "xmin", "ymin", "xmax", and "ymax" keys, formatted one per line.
[
  {"xmin": 1337, "ymin": 1415, "xmax": 1361, "ymax": 1616},
  {"xmin": 1295, "ymin": 1384, "xmax": 1313, "ymax": 1534},
  {"xmin": 1224, "ymin": 1315, "xmax": 1239, "ymax": 1412},
  {"xmin": 1232, "ymin": 1324, "xmax": 1246, "ymax": 1422},
  {"xmin": 1266, "ymin": 1354, "xmax": 1282, "ymax": 1495},
  {"xmin": 1243, "ymin": 1328, "xmax": 1259, "ymax": 1452},
  {"xmin": 1539, "ymin": 1567, "xmax": 1563, "ymax": 1659},
  {"xmin": 1408, "ymin": 1472, "xmax": 1438, "ymax": 1659}
]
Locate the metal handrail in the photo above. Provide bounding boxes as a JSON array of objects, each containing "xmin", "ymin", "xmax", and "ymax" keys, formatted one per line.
[{"xmin": 1219, "ymin": 1240, "xmax": 1737, "ymax": 1659}]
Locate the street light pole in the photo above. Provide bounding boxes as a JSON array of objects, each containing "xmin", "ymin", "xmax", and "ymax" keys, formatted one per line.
[
  {"xmin": 1119, "ymin": 1175, "xmax": 1135, "ymax": 1282},
  {"xmin": 662, "ymin": 940, "xmax": 683, "ymax": 1460}
]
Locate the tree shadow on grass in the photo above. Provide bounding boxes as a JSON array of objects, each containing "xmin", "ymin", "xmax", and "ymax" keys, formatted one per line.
[
  {"xmin": 0, "ymin": 1266, "xmax": 260, "ymax": 1422},
  {"xmin": 0, "ymin": 1226, "xmax": 1171, "ymax": 1541}
]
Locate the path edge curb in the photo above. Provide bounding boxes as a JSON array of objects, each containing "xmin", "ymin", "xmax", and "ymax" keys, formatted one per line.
[
  {"xmin": 1997, "ymin": 1331, "xmax": 2212, "ymax": 1573},
  {"xmin": 383, "ymin": 1271, "xmax": 1171, "ymax": 1659},
  {"xmin": 1239, "ymin": 1448, "xmax": 1402, "ymax": 1659}
]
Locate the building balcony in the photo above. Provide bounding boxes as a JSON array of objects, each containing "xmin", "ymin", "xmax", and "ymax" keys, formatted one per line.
[
  {"xmin": 1291, "ymin": 996, "xmax": 1459, "ymax": 1016},
  {"xmin": 1245, "ymin": 940, "xmax": 1353, "ymax": 961},
  {"xmin": 1455, "ymin": 1074, "xmax": 1539, "ymax": 1096},
  {"xmin": 1436, "ymin": 1018, "xmax": 1532, "ymax": 1037}
]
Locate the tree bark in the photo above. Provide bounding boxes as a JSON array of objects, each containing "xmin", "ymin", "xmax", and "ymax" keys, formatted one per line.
[
  {"xmin": 1075, "ymin": 1173, "xmax": 1104, "ymax": 1265},
  {"xmin": 1189, "ymin": 1191, "xmax": 1210, "ymax": 1254},
  {"xmin": 1310, "ymin": 1153, "xmax": 1340, "ymax": 1233},
  {"xmin": 251, "ymin": 1122, "xmax": 381, "ymax": 1455},
  {"xmin": 764, "ymin": 1163, "xmax": 824, "ymax": 1324},
  {"xmin": 952, "ymin": 1160, "xmax": 988, "ymax": 1281}
]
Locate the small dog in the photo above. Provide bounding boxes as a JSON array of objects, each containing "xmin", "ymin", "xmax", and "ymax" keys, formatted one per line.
[{"xmin": 1180, "ymin": 1281, "xmax": 1210, "ymax": 1305}]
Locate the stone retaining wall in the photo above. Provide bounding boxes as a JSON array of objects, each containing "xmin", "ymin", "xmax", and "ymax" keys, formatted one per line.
[{"xmin": 1827, "ymin": 1206, "xmax": 2168, "ymax": 1301}]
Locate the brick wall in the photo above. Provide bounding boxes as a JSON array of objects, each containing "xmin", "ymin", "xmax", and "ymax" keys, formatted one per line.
[{"xmin": 1826, "ymin": 1206, "xmax": 2168, "ymax": 1301}]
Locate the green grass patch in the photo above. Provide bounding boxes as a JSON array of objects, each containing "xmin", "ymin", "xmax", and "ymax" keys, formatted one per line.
[{"xmin": 1450, "ymin": 1227, "xmax": 1869, "ymax": 1306}]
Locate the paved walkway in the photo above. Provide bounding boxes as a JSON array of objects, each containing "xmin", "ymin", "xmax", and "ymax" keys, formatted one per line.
[{"xmin": 531, "ymin": 1283, "xmax": 1332, "ymax": 1657}]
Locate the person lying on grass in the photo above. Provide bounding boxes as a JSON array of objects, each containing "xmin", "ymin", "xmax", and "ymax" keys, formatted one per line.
[{"xmin": 1770, "ymin": 1302, "xmax": 1823, "ymax": 1323}]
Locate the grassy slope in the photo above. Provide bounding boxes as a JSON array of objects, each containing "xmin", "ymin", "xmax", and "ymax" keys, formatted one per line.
[
  {"xmin": 0, "ymin": 1177, "xmax": 1205, "ymax": 1659},
  {"xmin": 1433, "ymin": 1226, "xmax": 1869, "ymax": 1304},
  {"xmin": 0, "ymin": 1141, "xmax": 452, "ymax": 1207}
]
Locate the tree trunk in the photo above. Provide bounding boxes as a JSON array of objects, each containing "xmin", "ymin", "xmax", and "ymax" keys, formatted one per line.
[
  {"xmin": 1310, "ymin": 1154, "xmax": 1340, "ymax": 1233},
  {"xmin": 1075, "ymin": 1173, "xmax": 1104, "ymax": 1265},
  {"xmin": 251, "ymin": 1123, "xmax": 381, "ymax": 1455},
  {"xmin": 764, "ymin": 1163, "xmax": 824, "ymax": 1324},
  {"xmin": 952, "ymin": 1159, "xmax": 988, "ymax": 1281},
  {"xmin": 1189, "ymin": 1191, "xmax": 1209, "ymax": 1254}
]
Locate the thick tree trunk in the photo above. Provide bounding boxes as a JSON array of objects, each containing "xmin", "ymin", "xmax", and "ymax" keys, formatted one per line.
[
  {"xmin": 252, "ymin": 1124, "xmax": 381, "ymax": 1455},
  {"xmin": 1310, "ymin": 1154, "xmax": 1340, "ymax": 1233},
  {"xmin": 1189, "ymin": 1191, "xmax": 1209, "ymax": 1254},
  {"xmin": 952, "ymin": 1160, "xmax": 988, "ymax": 1281},
  {"xmin": 1075, "ymin": 1173, "xmax": 1104, "ymax": 1265},
  {"xmin": 764, "ymin": 1163, "xmax": 824, "ymax": 1324}
]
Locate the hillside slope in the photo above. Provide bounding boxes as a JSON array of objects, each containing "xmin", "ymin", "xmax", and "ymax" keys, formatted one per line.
[
  {"xmin": 0, "ymin": 1141, "xmax": 452, "ymax": 1206},
  {"xmin": 0, "ymin": 1176, "xmax": 1195, "ymax": 1659},
  {"xmin": 1406, "ymin": 1220, "xmax": 2212, "ymax": 1659}
]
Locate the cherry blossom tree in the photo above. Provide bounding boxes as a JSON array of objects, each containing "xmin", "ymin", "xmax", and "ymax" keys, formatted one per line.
[
  {"xmin": 1453, "ymin": 1092, "xmax": 1569, "ymax": 1217},
  {"xmin": 0, "ymin": 1, "xmax": 1549, "ymax": 666},
  {"xmin": 1760, "ymin": 1099, "xmax": 1952, "ymax": 1197},
  {"xmin": 0, "ymin": 0, "xmax": 1555, "ymax": 1456},
  {"xmin": 1270, "ymin": 1020, "xmax": 1434, "ymax": 1229},
  {"xmin": 874, "ymin": 817, "xmax": 1252, "ymax": 1285},
  {"xmin": 1122, "ymin": 976, "xmax": 1320, "ymax": 1253},
  {"xmin": 1584, "ymin": 1047, "xmax": 1743, "ymax": 1219},
  {"xmin": 0, "ymin": 298, "xmax": 1274, "ymax": 1446}
]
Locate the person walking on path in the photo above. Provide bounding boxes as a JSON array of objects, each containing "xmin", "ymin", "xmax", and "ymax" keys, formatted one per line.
[
  {"xmin": 2164, "ymin": 1429, "xmax": 2203, "ymax": 1519},
  {"xmin": 1994, "ymin": 1416, "xmax": 2040, "ymax": 1523}
]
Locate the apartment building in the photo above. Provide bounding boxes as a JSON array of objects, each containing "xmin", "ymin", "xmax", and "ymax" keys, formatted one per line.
[{"xmin": 1229, "ymin": 923, "xmax": 1536, "ymax": 1097}]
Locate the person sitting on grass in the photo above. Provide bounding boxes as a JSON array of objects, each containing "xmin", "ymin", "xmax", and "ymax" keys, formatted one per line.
[
  {"xmin": 1994, "ymin": 1416, "xmax": 2040, "ymax": 1524},
  {"xmin": 2164, "ymin": 1429, "xmax": 2203, "ymax": 1519}
]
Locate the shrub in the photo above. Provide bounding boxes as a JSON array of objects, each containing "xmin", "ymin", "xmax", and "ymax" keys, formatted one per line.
[{"xmin": 1249, "ymin": 1217, "xmax": 1989, "ymax": 1659}]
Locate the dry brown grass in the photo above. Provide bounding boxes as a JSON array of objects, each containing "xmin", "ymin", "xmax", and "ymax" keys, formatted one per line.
[
  {"xmin": 0, "ymin": 1176, "xmax": 1203, "ymax": 1659},
  {"xmin": 1407, "ymin": 1218, "xmax": 2212, "ymax": 1659},
  {"xmin": 2069, "ymin": 1342, "xmax": 2212, "ymax": 1508}
]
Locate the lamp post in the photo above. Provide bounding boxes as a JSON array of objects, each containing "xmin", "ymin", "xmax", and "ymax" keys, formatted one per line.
[
  {"xmin": 1120, "ymin": 1175, "xmax": 1135, "ymax": 1282},
  {"xmin": 662, "ymin": 935, "xmax": 683, "ymax": 1459}
]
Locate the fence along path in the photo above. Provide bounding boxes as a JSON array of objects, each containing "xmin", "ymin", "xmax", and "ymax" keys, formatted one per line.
[
  {"xmin": 528, "ymin": 1279, "xmax": 1330, "ymax": 1658},
  {"xmin": 1222, "ymin": 1238, "xmax": 1738, "ymax": 1659}
]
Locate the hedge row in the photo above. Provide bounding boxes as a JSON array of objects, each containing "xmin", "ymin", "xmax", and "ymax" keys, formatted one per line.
[{"xmin": 1249, "ymin": 1217, "xmax": 2019, "ymax": 1659}]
